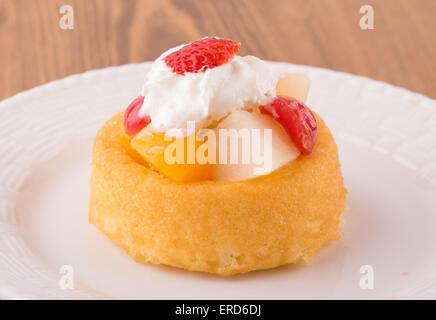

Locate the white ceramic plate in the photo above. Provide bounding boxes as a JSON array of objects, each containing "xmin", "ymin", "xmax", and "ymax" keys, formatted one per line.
[{"xmin": 0, "ymin": 62, "xmax": 435, "ymax": 300}]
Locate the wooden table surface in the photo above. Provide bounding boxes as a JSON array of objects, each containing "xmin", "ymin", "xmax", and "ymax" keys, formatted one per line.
[{"xmin": 1, "ymin": 0, "xmax": 435, "ymax": 101}]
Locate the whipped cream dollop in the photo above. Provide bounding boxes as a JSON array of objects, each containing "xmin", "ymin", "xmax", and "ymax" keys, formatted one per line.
[{"xmin": 140, "ymin": 43, "xmax": 281, "ymax": 135}]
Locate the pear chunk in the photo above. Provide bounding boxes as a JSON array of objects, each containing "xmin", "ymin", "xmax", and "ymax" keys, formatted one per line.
[
  {"xmin": 212, "ymin": 110, "xmax": 300, "ymax": 181},
  {"xmin": 276, "ymin": 73, "xmax": 310, "ymax": 103}
]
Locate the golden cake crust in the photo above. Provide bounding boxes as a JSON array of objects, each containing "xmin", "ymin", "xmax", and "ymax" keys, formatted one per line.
[{"xmin": 89, "ymin": 112, "xmax": 347, "ymax": 276}]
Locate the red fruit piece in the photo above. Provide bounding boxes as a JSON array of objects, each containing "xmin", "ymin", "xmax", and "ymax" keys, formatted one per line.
[
  {"xmin": 123, "ymin": 96, "xmax": 151, "ymax": 135},
  {"xmin": 261, "ymin": 96, "xmax": 318, "ymax": 155},
  {"xmin": 163, "ymin": 38, "xmax": 240, "ymax": 75}
]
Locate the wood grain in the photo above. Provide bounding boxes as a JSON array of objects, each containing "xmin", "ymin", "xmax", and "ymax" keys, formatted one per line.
[{"xmin": 0, "ymin": 0, "xmax": 435, "ymax": 100}]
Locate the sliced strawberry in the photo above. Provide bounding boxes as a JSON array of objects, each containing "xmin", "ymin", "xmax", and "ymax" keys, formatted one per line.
[
  {"xmin": 261, "ymin": 96, "xmax": 318, "ymax": 155},
  {"xmin": 123, "ymin": 96, "xmax": 151, "ymax": 135},
  {"xmin": 163, "ymin": 38, "xmax": 240, "ymax": 75}
]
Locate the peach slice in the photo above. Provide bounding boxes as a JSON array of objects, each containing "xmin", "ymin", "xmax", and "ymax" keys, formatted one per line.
[
  {"xmin": 130, "ymin": 130, "xmax": 212, "ymax": 183},
  {"xmin": 276, "ymin": 73, "xmax": 310, "ymax": 103},
  {"xmin": 212, "ymin": 110, "xmax": 300, "ymax": 181},
  {"xmin": 119, "ymin": 127, "xmax": 149, "ymax": 167}
]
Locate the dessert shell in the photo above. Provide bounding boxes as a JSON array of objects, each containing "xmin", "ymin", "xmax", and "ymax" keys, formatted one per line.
[{"xmin": 89, "ymin": 112, "xmax": 347, "ymax": 276}]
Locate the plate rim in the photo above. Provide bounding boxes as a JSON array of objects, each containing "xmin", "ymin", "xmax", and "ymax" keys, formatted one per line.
[{"xmin": 0, "ymin": 61, "xmax": 435, "ymax": 300}]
